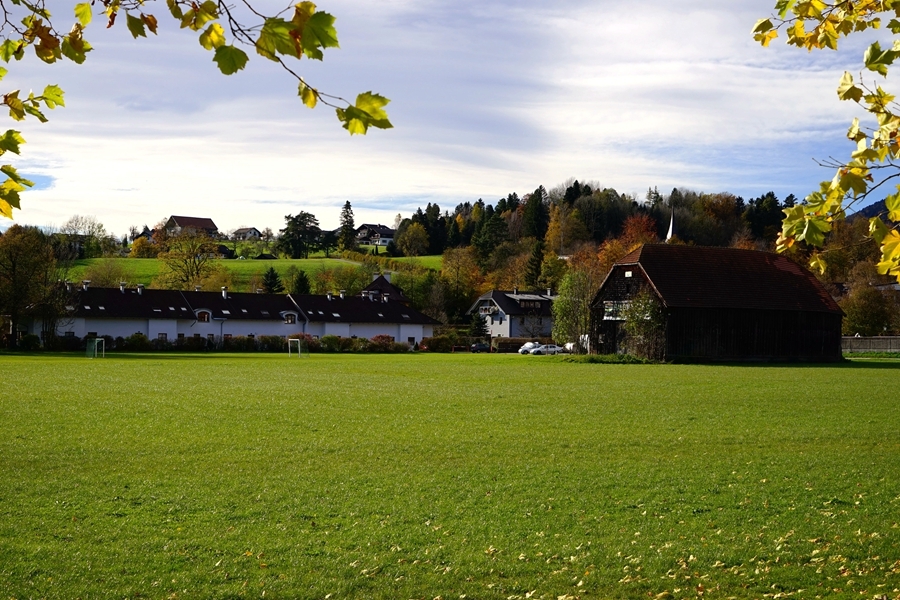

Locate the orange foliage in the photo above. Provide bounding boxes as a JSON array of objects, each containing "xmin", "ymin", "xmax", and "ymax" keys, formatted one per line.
[{"xmin": 620, "ymin": 214, "xmax": 658, "ymax": 251}]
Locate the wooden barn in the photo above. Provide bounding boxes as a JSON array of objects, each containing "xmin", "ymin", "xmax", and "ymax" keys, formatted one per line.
[{"xmin": 589, "ymin": 244, "xmax": 844, "ymax": 362}]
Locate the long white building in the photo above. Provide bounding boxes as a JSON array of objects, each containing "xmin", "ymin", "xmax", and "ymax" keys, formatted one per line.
[{"xmin": 50, "ymin": 282, "xmax": 439, "ymax": 345}]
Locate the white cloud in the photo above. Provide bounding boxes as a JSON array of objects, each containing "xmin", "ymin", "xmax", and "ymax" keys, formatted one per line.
[{"xmin": 4, "ymin": 0, "xmax": 886, "ymax": 234}]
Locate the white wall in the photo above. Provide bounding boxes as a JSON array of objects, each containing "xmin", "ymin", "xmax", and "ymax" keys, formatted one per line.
[
  {"xmin": 324, "ymin": 322, "xmax": 351, "ymax": 338},
  {"xmin": 59, "ymin": 317, "xmax": 151, "ymax": 339}
]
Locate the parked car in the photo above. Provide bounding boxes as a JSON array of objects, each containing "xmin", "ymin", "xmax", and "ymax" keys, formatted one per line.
[
  {"xmin": 518, "ymin": 341, "xmax": 540, "ymax": 354},
  {"xmin": 530, "ymin": 344, "xmax": 564, "ymax": 355},
  {"xmin": 470, "ymin": 342, "xmax": 491, "ymax": 353}
]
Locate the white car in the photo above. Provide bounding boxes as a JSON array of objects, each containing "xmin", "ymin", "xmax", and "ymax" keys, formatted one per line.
[
  {"xmin": 518, "ymin": 342, "xmax": 541, "ymax": 354},
  {"xmin": 530, "ymin": 344, "xmax": 564, "ymax": 355}
]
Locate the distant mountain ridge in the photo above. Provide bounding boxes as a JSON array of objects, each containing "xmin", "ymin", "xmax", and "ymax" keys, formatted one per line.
[{"xmin": 849, "ymin": 199, "xmax": 886, "ymax": 221}]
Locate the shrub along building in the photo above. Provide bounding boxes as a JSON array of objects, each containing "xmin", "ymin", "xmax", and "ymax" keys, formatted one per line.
[
  {"xmin": 48, "ymin": 282, "xmax": 439, "ymax": 346},
  {"xmin": 589, "ymin": 244, "xmax": 843, "ymax": 362}
]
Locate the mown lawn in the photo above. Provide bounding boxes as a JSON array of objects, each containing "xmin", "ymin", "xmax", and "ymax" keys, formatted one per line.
[
  {"xmin": 1, "ymin": 354, "xmax": 898, "ymax": 599},
  {"xmin": 69, "ymin": 258, "xmax": 361, "ymax": 290},
  {"xmin": 389, "ymin": 255, "xmax": 443, "ymax": 270}
]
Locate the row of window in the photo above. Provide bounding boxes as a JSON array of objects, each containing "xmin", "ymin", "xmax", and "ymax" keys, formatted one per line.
[{"xmin": 196, "ymin": 311, "xmax": 296, "ymax": 324}]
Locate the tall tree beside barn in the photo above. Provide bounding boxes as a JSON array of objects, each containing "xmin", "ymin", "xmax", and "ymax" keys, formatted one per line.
[{"xmin": 338, "ymin": 201, "xmax": 358, "ymax": 252}]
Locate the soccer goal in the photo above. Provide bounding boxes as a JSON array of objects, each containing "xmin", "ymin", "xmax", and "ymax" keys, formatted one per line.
[
  {"xmin": 86, "ymin": 337, "xmax": 105, "ymax": 359},
  {"xmin": 288, "ymin": 337, "xmax": 309, "ymax": 358}
]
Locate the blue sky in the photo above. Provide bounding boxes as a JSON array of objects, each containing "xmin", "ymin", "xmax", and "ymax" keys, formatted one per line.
[{"xmin": 1, "ymin": 0, "xmax": 884, "ymax": 235}]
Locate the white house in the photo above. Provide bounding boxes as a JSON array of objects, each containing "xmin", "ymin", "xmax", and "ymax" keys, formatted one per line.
[{"xmin": 467, "ymin": 289, "xmax": 555, "ymax": 339}]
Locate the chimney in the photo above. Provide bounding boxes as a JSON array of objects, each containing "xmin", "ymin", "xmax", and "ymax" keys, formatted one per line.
[
  {"xmin": 547, "ymin": 288, "xmax": 552, "ymax": 296},
  {"xmin": 194, "ymin": 285, "xmax": 202, "ymax": 292},
  {"xmin": 256, "ymin": 288, "xmax": 263, "ymax": 294},
  {"xmin": 119, "ymin": 282, "xmax": 127, "ymax": 293},
  {"xmin": 221, "ymin": 286, "xmax": 228, "ymax": 299},
  {"xmin": 382, "ymin": 293, "xmax": 388, "ymax": 303},
  {"xmin": 137, "ymin": 284, "xmax": 144, "ymax": 295},
  {"xmin": 65, "ymin": 280, "xmax": 72, "ymax": 292},
  {"xmin": 82, "ymin": 279, "xmax": 91, "ymax": 291},
  {"xmin": 513, "ymin": 286, "xmax": 518, "ymax": 294},
  {"xmin": 327, "ymin": 292, "xmax": 333, "ymax": 301},
  {"xmin": 339, "ymin": 289, "xmax": 345, "ymax": 300}
]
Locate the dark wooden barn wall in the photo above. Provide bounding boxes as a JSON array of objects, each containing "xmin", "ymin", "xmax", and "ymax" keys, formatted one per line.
[{"xmin": 665, "ymin": 308, "xmax": 842, "ymax": 362}]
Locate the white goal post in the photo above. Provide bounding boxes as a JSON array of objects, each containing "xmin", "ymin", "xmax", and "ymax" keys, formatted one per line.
[
  {"xmin": 86, "ymin": 337, "xmax": 105, "ymax": 359},
  {"xmin": 288, "ymin": 338, "xmax": 309, "ymax": 358}
]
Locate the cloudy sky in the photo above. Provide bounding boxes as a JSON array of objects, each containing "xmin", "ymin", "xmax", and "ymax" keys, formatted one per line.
[{"xmin": 0, "ymin": 0, "xmax": 882, "ymax": 235}]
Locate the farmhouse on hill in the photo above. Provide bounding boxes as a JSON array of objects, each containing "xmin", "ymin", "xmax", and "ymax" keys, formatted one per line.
[
  {"xmin": 467, "ymin": 289, "xmax": 555, "ymax": 339},
  {"xmin": 164, "ymin": 216, "xmax": 219, "ymax": 238},
  {"xmin": 590, "ymin": 244, "xmax": 844, "ymax": 362}
]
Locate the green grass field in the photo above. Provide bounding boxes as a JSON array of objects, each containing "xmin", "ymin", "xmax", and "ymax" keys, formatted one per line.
[
  {"xmin": 2, "ymin": 354, "xmax": 899, "ymax": 598},
  {"xmin": 69, "ymin": 258, "xmax": 363, "ymax": 290},
  {"xmin": 389, "ymin": 255, "xmax": 443, "ymax": 270}
]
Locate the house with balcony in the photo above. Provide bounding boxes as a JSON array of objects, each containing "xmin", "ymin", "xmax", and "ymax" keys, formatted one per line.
[{"xmin": 467, "ymin": 289, "xmax": 555, "ymax": 339}]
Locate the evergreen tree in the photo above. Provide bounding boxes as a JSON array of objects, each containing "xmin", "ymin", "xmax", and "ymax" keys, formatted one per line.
[
  {"xmin": 468, "ymin": 311, "xmax": 489, "ymax": 338},
  {"xmin": 523, "ymin": 186, "xmax": 549, "ymax": 240},
  {"xmin": 525, "ymin": 241, "xmax": 544, "ymax": 289},
  {"xmin": 277, "ymin": 212, "xmax": 320, "ymax": 259},
  {"xmin": 288, "ymin": 268, "xmax": 311, "ymax": 295},
  {"xmin": 262, "ymin": 266, "xmax": 285, "ymax": 293},
  {"xmin": 338, "ymin": 201, "xmax": 357, "ymax": 251}
]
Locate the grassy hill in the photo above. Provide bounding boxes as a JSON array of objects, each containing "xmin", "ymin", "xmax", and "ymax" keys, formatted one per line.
[{"xmin": 68, "ymin": 258, "xmax": 364, "ymax": 291}]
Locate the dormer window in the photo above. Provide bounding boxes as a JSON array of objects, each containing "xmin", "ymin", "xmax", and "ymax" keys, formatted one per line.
[
  {"xmin": 197, "ymin": 311, "xmax": 211, "ymax": 322},
  {"xmin": 284, "ymin": 313, "xmax": 296, "ymax": 324}
]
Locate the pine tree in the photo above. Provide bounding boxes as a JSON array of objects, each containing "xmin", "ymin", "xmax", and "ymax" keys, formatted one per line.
[
  {"xmin": 338, "ymin": 201, "xmax": 357, "ymax": 251},
  {"xmin": 262, "ymin": 267, "xmax": 285, "ymax": 294},
  {"xmin": 289, "ymin": 269, "xmax": 311, "ymax": 295},
  {"xmin": 468, "ymin": 311, "xmax": 489, "ymax": 338},
  {"xmin": 525, "ymin": 241, "xmax": 544, "ymax": 289}
]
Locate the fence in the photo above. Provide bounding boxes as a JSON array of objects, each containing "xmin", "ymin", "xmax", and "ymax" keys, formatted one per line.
[{"xmin": 842, "ymin": 336, "xmax": 900, "ymax": 353}]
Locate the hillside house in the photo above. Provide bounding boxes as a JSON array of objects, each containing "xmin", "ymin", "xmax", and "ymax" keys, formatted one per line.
[
  {"xmin": 165, "ymin": 216, "xmax": 219, "ymax": 238},
  {"xmin": 232, "ymin": 227, "xmax": 262, "ymax": 241},
  {"xmin": 356, "ymin": 224, "xmax": 395, "ymax": 246},
  {"xmin": 589, "ymin": 244, "xmax": 843, "ymax": 362}
]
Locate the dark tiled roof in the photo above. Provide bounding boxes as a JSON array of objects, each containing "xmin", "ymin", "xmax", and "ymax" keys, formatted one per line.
[
  {"xmin": 469, "ymin": 290, "xmax": 554, "ymax": 317},
  {"xmin": 70, "ymin": 288, "xmax": 299, "ymax": 321},
  {"xmin": 70, "ymin": 287, "xmax": 193, "ymax": 320},
  {"xmin": 183, "ymin": 291, "xmax": 299, "ymax": 320},
  {"xmin": 362, "ymin": 275, "xmax": 408, "ymax": 303},
  {"xmin": 290, "ymin": 294, "xmax": 441, "ymax": 325},
  {"xmin": 356, "ymin": 224, "xmax": 395, "ymax": 238},
  {"xmin": 69, "ymin": 287, "xmax": 440, "ymax": 325},
  {"xmin": 615, "ymin": 244, "xmax": 842, "ymax": 314},
  {"xmin": 168, "ymin": 216, "xmax": 218, "ymax": 232}
]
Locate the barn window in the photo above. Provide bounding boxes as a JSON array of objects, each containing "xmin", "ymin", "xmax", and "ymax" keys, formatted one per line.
[{"xmin": 603, "ymin": 300, "xmax": 630, "ymax": 321}]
